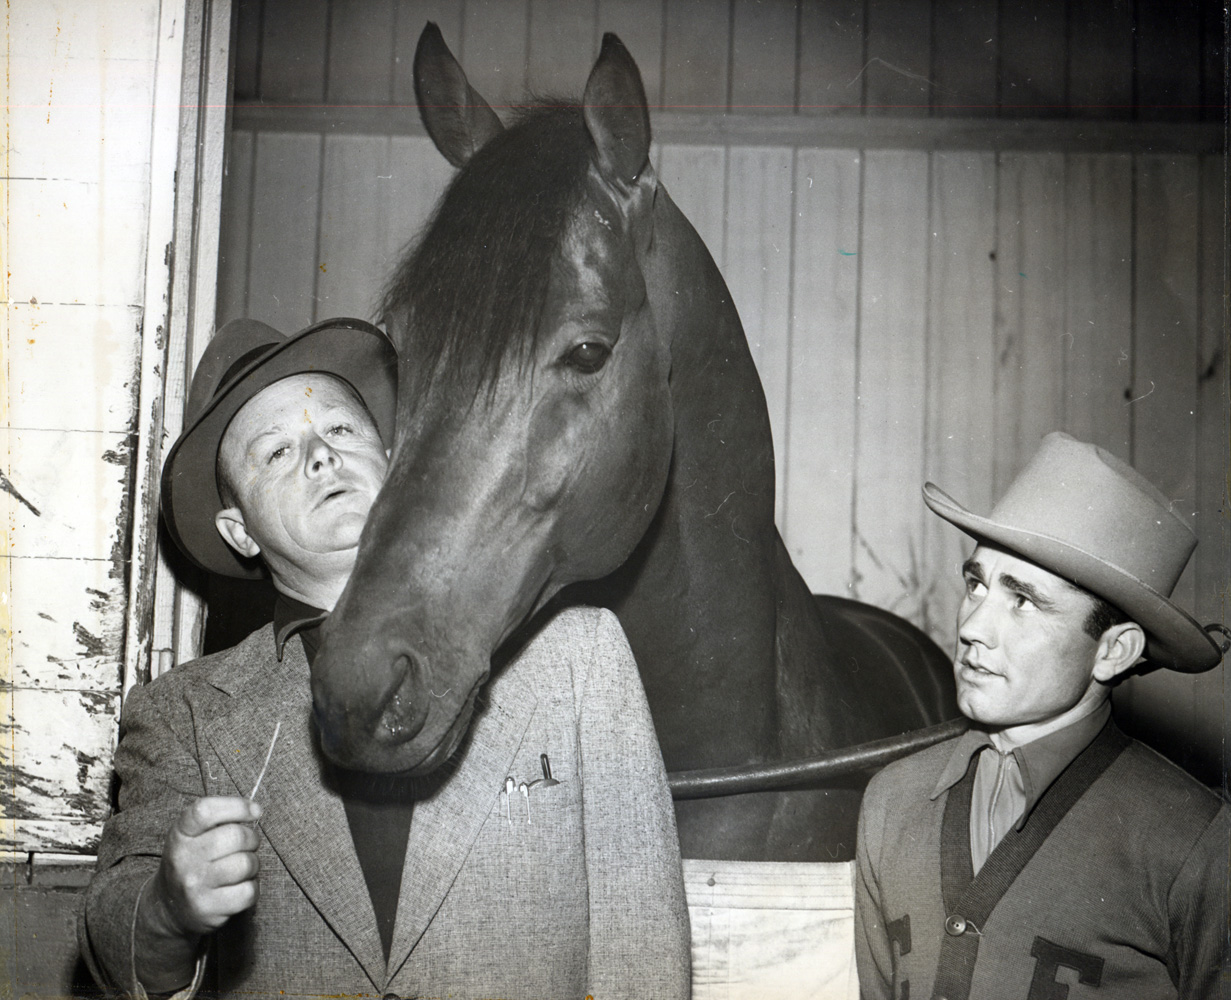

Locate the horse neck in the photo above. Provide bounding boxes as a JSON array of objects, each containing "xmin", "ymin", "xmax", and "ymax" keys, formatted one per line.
[{"xmin": 596, "ymin": 196, "xmax": 787, "ymax": 768}]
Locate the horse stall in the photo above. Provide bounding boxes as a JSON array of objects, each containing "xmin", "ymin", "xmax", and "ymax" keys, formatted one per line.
[{"xmin": 2, "ymin": 1, "xmax": 1226, "ymax": 996}]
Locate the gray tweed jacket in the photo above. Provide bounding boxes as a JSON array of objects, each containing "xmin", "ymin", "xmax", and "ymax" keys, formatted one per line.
[{"xmin": 80, "ymin": 606, "xmax": 691, "ymax": 1000}]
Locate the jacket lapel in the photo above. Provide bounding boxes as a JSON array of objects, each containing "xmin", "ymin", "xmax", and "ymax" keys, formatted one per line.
[
  {"xmin": 385, "ymin": 669, "xmax": 537, "ymax": 985},
  {"xmin": 204, "ymin": 640, "xmax": 387, "ymax": 987}
]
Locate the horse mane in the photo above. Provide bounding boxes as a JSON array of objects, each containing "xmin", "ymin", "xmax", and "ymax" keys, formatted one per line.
[{"xmin": 381, "ymin": 102, "xmax": 592, "ymax": 404}]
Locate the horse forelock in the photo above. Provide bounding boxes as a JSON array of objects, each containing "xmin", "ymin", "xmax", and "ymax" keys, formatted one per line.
[{"xmin": 381, "ymin": 102, "xmax": 594, "ymax": 406}]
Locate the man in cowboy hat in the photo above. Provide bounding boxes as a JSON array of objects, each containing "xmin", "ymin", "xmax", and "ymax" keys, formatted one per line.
[
  {"xmin": 855, "ymin": 432, "xmax": 1228, "ymax": 1000},
  {"xmin": 79, "ymin": 317, "xmax": 689, "ymax": 1000}
]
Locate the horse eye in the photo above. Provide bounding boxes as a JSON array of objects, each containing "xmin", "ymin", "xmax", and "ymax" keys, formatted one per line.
[{"xmin": 563, "ymin": 341, "xmax": 611, "ymax": 374}]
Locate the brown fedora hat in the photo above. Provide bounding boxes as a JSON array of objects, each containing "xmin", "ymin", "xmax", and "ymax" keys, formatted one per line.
[
  {"xmin": 161, "ymin": 317, "xmax": 397, "ymax": 579},
  {"xmin": 923, "ymin": 432, "xmax": 1222, "ymax": 673}
]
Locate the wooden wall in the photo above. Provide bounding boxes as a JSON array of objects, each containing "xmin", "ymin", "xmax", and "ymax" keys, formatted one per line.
[
  {"xmin": 216, "ymin": 0, "xmax": 1228, "ymax": 781},
  {"xmin": 1, "ymin": 2, "xmax": 184, "ymax": 857}
]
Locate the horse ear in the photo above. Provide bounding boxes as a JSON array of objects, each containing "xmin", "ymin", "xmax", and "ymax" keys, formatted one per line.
[
  {"xmin": 583, "ymin": 33, "xmax": 651, "ymax": 187},
  {"xmin": 414, "ymin": 22, "xmax": 504, "ymax": 168}
]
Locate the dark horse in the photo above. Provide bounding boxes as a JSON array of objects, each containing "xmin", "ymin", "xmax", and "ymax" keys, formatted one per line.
[{"xmin": 313, "ymin": 25, "xmax": 956, "ymax": 862}]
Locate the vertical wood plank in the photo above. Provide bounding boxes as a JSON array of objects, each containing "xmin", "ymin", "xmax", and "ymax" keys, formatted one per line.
[
  {"xmin": 929, "ymin": 0, "xmax": 997, "ymax": 115},
  {"xmin": 1199, "ymin": 0, "xmax": 1226, "ymax": 122},
  {"xmin": 1066, "ymin": 0, "xmax": 1133, "ymax": 119},
  {"xmin": 724, "ymin": 147, "xmax": 794, "ymax": 527},
  {"xmin": 393, "ymin": 1, "xmax": 466, "ymax": 106},
  {"xmin": 327, "ymin": 0, "xmax": 396, "ymax": 103},
  {"xmin": 923, "ymin": 152, "xmax": 997, "ymax": 650},
  {"xmin": 232, "ymin": 0, "xmax": 263, "ymax": 100},
  {"xmin": 527, "ymin": 0, "xmax": 598, "ymax": 95},
  {"xmin": 657, "ymin": 144, "xmax": 727, "ymax": 268},
  {"xmin": 996, "ymin": 0, "xmax": 1069, "ymax": 117},
  {"xmin": 317, "ymin": 135, "xmax": 393, "ymax": 320},
  {"xmin": 258, "ymin": 0, "xmax": 330, "ymax": 102},
  {"xmin": 730, "ymin": 0, "xmax": 797, "ymax": 112},
  {"xmin": 1117, "ymin": 154, "xmax": 1202, "ymax": 772},
  {"xmin": 216, "ymin": 129, "xmax": 255, "ymax": 323},
  {"xmin": 596, "ymin": 0, "xmax": 665, "ymax": 107},
  {"xmin": 783, "ymin": 148, "xmax": 861, "ymax": 596},
  {"xmin": 1131, "ymin": 156, "xmax": 1200, "ymax": 605},
  {"xmin": 853, "ymin": 150, "xmax": 930, "ymax": 619},
  {"xmin": 1134, "ymin": 0, "xmax": 1201, "ymax": 122},
  {"xmin": 1062, "ymin": 154, "xmax": 1132, "ymax": 458},
  {"xmin": 992, "ymin": 152, "xmax": 1066, "ymax": 497},
  {"xmin": 863, "ymin": 0, "xmax": 931, "ymax": 115},
  {"xmin": 246, "ymin": 133, "xmax": 324, "ymax": 332},
  {"xmin": 798, "ymin": 0, "xmax": 864, "ymax": 115},
  {"xmin": 460, "ymin": 0, "xmax": 530, "ymax": 108},
  {"xmin": 1193, "ymin": 152, "xmax": 1228, "ymax": 781},
  {"xmin": 662, "ymin": 0, "xmax": 731, "ymax": 110},
  {"xmin": 384, "ymin": 136, "xmax": 458, "ymax": 285}
]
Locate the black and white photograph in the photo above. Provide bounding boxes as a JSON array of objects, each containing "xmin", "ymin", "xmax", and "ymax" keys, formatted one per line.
[{"xmin": 2, "ymin": 1, "xmax": 1227, "ymax": 997}]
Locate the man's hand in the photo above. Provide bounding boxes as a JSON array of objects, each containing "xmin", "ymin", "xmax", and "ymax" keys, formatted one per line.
[
  {"xmin": 133, "ymin": 796, "xmax": 263, "ymax": 991},
  {"xmin": 154, "ymin": 796, "xmax": 263, "ymax": 934}
]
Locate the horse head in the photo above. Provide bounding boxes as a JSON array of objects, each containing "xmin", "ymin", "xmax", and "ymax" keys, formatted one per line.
[{"xmin": 312, "ymin": 26, "xmax": 676, "ymax": 773}]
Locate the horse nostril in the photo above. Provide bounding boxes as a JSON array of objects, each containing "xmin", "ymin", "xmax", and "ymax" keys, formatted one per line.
[{"xmin": 377, "ymin": 654, "xmax": 431, "ymax": 741}]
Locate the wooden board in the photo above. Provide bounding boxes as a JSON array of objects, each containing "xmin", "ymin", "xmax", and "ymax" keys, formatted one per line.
[
  {"xmin": 1134, "ymin": 0, "xmax": 1201, "ymax": 122},
  {"xmin": 657, "ymin": 144, "xmax": 727, "ymax": 268},
  {"xmin": 922, "ymin": 151, "xmax": 997, "ymax": 649},
  {"xmin": 929, "ymin": 0, "xmax": 998, "ymax": 116},
  {"xmin": 216, "ymin": 129, "xmax": 256, "ymax": 324},
  {"xmin": 797, "ymin": 0, "xmax": 864, "ymax": 115},
  {"xmin": 317, "ymin": 135, "xmax": 394, "ymax": 320},
  {"xmin": 245, "ymin": 132, "xmax": 325, "ymax": 332},
  {"xmin": 327, "ymin": 0, "xmax": 397, "ymax": 104},
  {"xmin": 992, "ymin": 152, "xmax": 1066, "ymax": 497},
  {"xmin": 1062, "ymin": 153, "xmax": 1132, "ymax": 458},
  {"xmin": 782, "ymin": 148, "xmax": 861, "ymax": 597},
  {"xmin": 232, "ymin": 0, "xmax": 263, "ymax": 100},
  {"xmin": 5, "ymin": 177, "xmax": 150, "ymax": 308},
  {"xmin": 862, "ymin": 0, "xmax": 931, "ymax": 116},
  {"xmin": 729, "ymin": 0, "xmax": 797, "ymax": 113},
  {"xmin": 257, "ymin": 0, "xmax": 330, "ymax": 102},
  {"xmin": 1116, "ymin": 154, "xmax": 1203, "ymax": 774},
  {"xmin": 1, "ymin": 687, "xmax": 118, "ymax": 851},
  {"xmin": 852, "ymin": 150, "xmax": 930, "ymax": 618},
  {"xmin": 996, "ymin": 0, "xmax": 1069, "ymax": 117},
  {"xmin": 527, "ymin": 0, "xmax": 598, "ymax": 96},
  {"xmin": 385, "ymin": 136, "xmax": 459, "ymax": 271},
  {"xmin": 661, "ymin": 0, "xmax": 731, "ymax": 110},
  {"xmin": 460, "ymin": 0, "xmax": 530, "ymax": 108},
  {"xmin": 723, "ymin": 146, "xmax": 795, "ymax": 527},
  {"xmin": 5, "ymin": 304, "xmax": 141, "ymax": 433},
  {"xmin": 1067, "ymin": 0, "xmax": 1133, "ymax": 119}
]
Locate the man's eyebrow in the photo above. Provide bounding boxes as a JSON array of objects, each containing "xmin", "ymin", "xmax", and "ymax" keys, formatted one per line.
[
  {"xmin": 961, "ymin": 558, "xmax": 984, "ymax": 580},
  {"xmin": 997, "ymin": 572, "xmax": 1056, "ymax": 609}
]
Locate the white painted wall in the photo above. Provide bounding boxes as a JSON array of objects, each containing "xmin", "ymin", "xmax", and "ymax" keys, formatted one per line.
[{"xmin": 1, "ymin": 0, "xmax": 184, "ymax": 853}]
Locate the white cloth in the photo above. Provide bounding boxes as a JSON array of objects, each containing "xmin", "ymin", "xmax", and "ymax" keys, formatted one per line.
[{"xmin": 685, "ymin": 859, "xmax": 859, "ymax": 1000}]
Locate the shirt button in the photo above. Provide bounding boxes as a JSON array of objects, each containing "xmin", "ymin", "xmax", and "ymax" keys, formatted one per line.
[{"xmin": 944, "ymin": 914, "xmax": 967, "ymax": 936}]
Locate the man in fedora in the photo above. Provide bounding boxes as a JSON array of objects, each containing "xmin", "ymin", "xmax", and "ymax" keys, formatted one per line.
[
  {"xmin": 855, "ymin": 432, "xmax": 1228, "ymax": 1000},
  {"xmin": 79, "ymin": 317, "xmax": 690, "ymax": 999}
]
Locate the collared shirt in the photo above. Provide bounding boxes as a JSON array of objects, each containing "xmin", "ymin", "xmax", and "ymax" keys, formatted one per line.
[
  {"xmin": 930, "ymin": 701, "xmax": 1112, "ymax": 874},
  {"xmin": 272, "ymin": 592, "xmax": 412, "ymax": 964}
]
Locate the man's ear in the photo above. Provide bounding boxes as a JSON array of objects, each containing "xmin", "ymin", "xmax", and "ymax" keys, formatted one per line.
[
  {"xmin": 215, "ymin": 507, "xmax": 262, "ymax": 560},
  {"xmin": 1092, "ymin": 621, "xmax": 1147, "ymax": 682}
]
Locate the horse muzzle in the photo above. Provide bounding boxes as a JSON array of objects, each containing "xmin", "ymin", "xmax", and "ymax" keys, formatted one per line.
[{"xmin": 311, "ymin": 643, "xmax": 484, "ymax": 775}]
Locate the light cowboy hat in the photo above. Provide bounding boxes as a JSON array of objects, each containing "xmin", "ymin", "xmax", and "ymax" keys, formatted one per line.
[
  {"xmin": 161, "ymin": 317, "xmax": 397, "ymax": 579},
  {"xmin": 923, "ymin": 431, "xmax": 1224, "ymax": 673}
]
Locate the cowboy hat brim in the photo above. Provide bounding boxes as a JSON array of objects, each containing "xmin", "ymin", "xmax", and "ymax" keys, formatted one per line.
[
  {"xmin": 162, "ymin": 319, "xmax": 397, "ymax": 579},
  {"xmin": 923, "ymin": 482, "xmax": 1221, "ymax": 673}
]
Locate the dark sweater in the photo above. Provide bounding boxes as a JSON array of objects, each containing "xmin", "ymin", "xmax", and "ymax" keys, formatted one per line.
[{"xmin": 856, "ymin": 719, "xmax": 1228, "ymax": 1000}]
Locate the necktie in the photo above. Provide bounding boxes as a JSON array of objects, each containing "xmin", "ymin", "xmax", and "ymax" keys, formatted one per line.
[{"xmin": 970, "ymin": 745, "xmax": 1027, "ymax": 874}]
